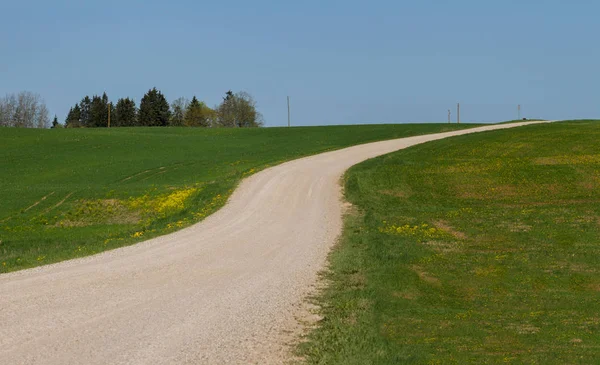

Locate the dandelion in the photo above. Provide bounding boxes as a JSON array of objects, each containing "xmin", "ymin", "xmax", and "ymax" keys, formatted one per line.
[
  {"xmin": 155, "ymin": 188, "xmax": 197, "ymax": 214},
  {"xmin": 131, "ymin": 231, "xmax": 144, "ymax": 238},
  {"xmin": 242, "ymin": 168, "xmax": 256, "ymax": 177}
]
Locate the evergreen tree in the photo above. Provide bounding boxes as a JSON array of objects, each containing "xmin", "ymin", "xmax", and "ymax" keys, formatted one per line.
[
  {"xmin": 79, "ymin": 96, "xmax": 92, "ymax": 127},
  {"xmin": 138, "ymin": 87, "xmax": 171, "ymax": 126},
  {"xmin": 114, "ymin": 98, "xmax": 137, "ymax": 127},
  {"xmin": 184, "ymin": 96, "xmax": 211, "ymax": 127},
  {"xmin": 90, "ymin": 95, "xmax": 104, "ymax": 127},
  {"xmin": 89, "ymin": 93, "xmax": 110, "ymax": 127},
  {"xmin": 51, "ymin": 115, "xmax": 61, "ymax": 128},
  {"xmin": 65, "ymin": 104, "xmax": 82, "ymax": 128},
  {"xmin": 64, "ymin": 107, "xmax": 74, "ymax": 127}
]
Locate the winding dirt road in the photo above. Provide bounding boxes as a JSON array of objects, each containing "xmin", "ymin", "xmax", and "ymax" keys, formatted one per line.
[{"xmin": 0, "ymin": 121, "xmax": 549, "ymax": 364}]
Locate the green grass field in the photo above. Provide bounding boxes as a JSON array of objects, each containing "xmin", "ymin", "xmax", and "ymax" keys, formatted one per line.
[
  {"xmin": 300, "ymin": 120, "xmax": 600, "ymax": 364},
  {"xmin": 0, "ymin": 124, "xmax": 477, "ymax": 273}
]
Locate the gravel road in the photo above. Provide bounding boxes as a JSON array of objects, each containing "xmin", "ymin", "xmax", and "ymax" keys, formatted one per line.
[{"xmin": 0, "ymin": 122, "xmax": 549, "ymax": 364}]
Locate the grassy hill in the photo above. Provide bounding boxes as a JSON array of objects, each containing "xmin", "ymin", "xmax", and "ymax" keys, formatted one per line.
[
  {"xmin": 300, "ymin": 120, "xmax": 600, "ymax": 364},
  {"xmin": 0, "ymin": 124, "xmax": 476, "ymax": 273}
]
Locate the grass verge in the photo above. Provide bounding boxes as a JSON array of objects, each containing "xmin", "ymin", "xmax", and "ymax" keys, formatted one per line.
[
  {"xmin": 299, "ymin": 120, "xmax": 600, "ymax": 364},
  {"xmin": 0, "ymin": 124, "xmax": 477, "ymax": 273}
]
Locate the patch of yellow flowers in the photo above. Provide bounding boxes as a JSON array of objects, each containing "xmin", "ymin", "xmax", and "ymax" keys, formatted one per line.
[
  {"xmin": 446, "ymin": 207, "xmax": 473, "ymax": 218},
  {"xmin": 155, "ymin": 188, "xmax": 197, "ymax": 215},
  {"xmin": 128, "ymin": 187, "xmax": 198, "ymax": 218},
  {"xmin": 242, "ymin": 168, "xmax": 256, "ymax": 177},
  {"xmin": 379, "ymin": 222, "xmax": 449, "ymax": 242}
]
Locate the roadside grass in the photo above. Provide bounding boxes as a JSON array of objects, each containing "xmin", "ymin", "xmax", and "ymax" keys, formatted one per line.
[
  {"xmin": 0, "ymin": 124, "xmax": 478, "ymax": 273},
  {"xmin": 496, "ymin": 119, "xmax": 547, "ymax": 124},
  {"xmin": 299, "ymin": 120, "xmax": 600, "ymax": 364}
]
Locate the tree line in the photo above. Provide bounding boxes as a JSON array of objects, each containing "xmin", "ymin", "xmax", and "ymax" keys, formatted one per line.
[
  {"xmin": 64, "ymin": 88, "xmax": 263, "ymax": 128},
  {"xmin": 0, "ymin": 91, "xmax": 51, "ymax": 128}
]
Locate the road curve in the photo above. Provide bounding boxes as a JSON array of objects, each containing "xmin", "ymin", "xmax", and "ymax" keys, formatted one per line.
[{"xmin": 0, "ymin": 121, "xmax": 550, "ymax": 364}]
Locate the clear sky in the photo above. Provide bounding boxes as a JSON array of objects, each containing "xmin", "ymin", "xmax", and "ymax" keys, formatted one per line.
[{"xmin": 1, "ymin": 0, "xmax": 598, "ymax": 126}]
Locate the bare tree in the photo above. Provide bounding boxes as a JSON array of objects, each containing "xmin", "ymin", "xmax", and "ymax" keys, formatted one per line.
[
  {"xmin": 170, "ymin": 97, "xmax": 189, "ymax": 126},
  {"xmin": 0, "ymin": 91, "xmax": 50, "ymax": 128},
  {"xmin": 216, "ymin": 91, "xmax": 263, "ymax": 128},
  {"xmin": 0, "ymin": 94, "xmax": 17, "ymax": 127},
  {"xmin": 15, "ymin": 92, "xmax": 37, "ymax": 127},
  {"xmin": 215, "ymin": 91, "xmax": 236, "ymax": 127},
  {"xmin": 36, "ymin": 103, "xmax": 50, "ymax": 128},
  {"xmin": 234, "ymin": 91, "xmax": 263, "ymax": 127}
]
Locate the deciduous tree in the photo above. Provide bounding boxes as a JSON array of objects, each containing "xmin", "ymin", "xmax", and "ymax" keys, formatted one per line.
[
  {"xmin": 36, "ymin": 103, "xmax": 50, "ymax": 128},
  {"xmin": 184, "ymin": 96, "xmax": 212, "ymax": 127},
  {"xmin": 216, "ymin": 90, "xmax": 263, "ymax": 128},
  {"xmin": 170, "ymin": 97, "xmax": 188, "ymax": 126},
  {"xmin": 0, "ymin": 91, "xmax": 50, "ymax": 128}
]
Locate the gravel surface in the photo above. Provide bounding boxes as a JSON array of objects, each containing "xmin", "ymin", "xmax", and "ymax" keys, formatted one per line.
[{"xmin": 0, "ymin": 122, "xmax": 549, "ymax": 364}]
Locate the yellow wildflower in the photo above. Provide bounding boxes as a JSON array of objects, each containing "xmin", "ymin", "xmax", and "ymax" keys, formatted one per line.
[{"xmin": 131, "ymin": 231, "xmax": 144, "ymax": 238}]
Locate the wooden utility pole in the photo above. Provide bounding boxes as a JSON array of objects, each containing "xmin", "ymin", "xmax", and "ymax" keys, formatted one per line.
[
  {"xmin": 108, "ymin": 102, "xmax": 111, "ymax": 128},
  {"xmin": 457, "ymin": 103, "xmax": 460, "ymax": 124},
  {"xmin": 448, "ymin": 109, "xmax": 451, "ymax": 123},
  {"xmin": 287, "ymin": 96, "xmax": 291, "ymax": 128}
]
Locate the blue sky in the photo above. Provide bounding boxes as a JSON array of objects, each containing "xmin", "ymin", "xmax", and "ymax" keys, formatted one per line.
[{"xmin": 1, "ymin": 0, "xmax": 598, "ymax": 126}]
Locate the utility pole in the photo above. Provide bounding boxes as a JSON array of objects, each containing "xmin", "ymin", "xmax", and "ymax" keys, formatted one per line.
[
  {"xmin": 108, "ymin": 102, "xmax": 111, "ymax": 128},
  {"xmin": 457, "ymin": 103, "xmax": 460, "ymax": 124},
  {"xmin": 518, "ymin": 104, "xmax": 521, "ymax": 120},
  {"xmin": 448, "ymin": 109, "xmax": 451, "ymax": 123},
  {"xmin": 287, "ymin": 96, "xmax": 291, "ymax": 128}
]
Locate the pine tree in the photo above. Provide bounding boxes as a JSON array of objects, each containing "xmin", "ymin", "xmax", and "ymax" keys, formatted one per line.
[
  {"xmin": 89, "ymin": 94, "xmax": 107, "ymax": 127},
  {"xmin": 139, "ymin": 88, "xmax": 171, "ymax": 126},
  {"xmin": 51, "ymin": 115, "xmax": 61, "ymax": 128},
  {"xmin": 65, "ymin": 104, "xmax": 82, "ymax": 128},
  {"xmin": 64, "ymin": 107, "xmax": 74, "ymax": 127},
  {"xmin": 184, "ymin": 96, "xmax": 211, "ymax": 127},
  {"xmin": 114, "ymin": 98, "xmax": 137, "ymax": 127},
  {"xmin": 79, "ymin": 96, "xmax": 92, "ymax": 127}
]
